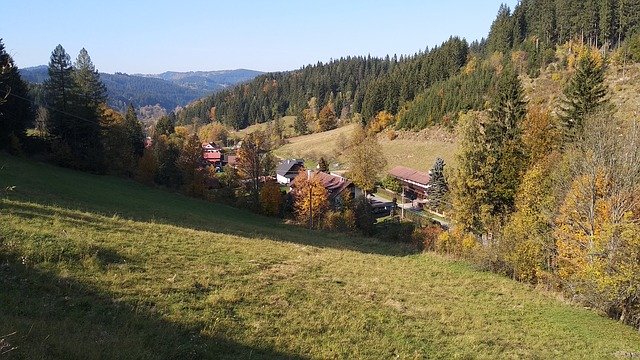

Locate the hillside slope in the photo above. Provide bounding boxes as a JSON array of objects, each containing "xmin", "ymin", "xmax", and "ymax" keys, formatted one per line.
[{"xmin": 1, "ymin": 154, "xmax": 640, "ymax": 359}]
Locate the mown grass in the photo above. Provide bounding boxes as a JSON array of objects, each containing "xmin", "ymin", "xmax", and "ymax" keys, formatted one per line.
[{"xmin": 2, "ymin": 153, "xmax": 640, "ymax": 359}]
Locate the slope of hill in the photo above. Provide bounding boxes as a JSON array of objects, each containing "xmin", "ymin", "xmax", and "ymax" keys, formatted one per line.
[
  {"xmin": 18, "ymin": 67, "xmax": 262, "ymax": 112},
  {"xmin": 273, "ymin": 124, "xmax": 458, "ymax": 172},
  {"xmin": 2, "ymin": 153, "xmax": 640, "ymax": 359}
]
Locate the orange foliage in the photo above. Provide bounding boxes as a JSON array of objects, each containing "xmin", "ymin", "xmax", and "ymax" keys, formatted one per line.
[
  {"xmin": 292, "ymin": 172, "xmax": 329, "ymax": 228},
  {"xmin": 259, "ymin": 181, "xmax": 283, "ymax": 216}
]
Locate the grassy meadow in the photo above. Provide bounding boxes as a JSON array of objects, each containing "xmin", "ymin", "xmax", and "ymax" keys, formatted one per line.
[
  {"xmin": 1, "ymin": 153, "xmax": 640, "ymax": 359},
  {"xmin": 274, "ymin": 124, "xmax": 457, "ymax": 172}
]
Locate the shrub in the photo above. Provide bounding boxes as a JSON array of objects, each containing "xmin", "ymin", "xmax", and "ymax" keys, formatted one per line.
[
  {"xmin": 259, "ymin": 181, "xmax": 283, "ymax": 216},
  {"xmin": 412, "ymin": 224, "xmax": 444, "ymax": 251}
]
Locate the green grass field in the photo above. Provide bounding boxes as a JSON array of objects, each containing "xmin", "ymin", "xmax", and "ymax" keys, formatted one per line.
[{"xmin": 2, "ymin": 153, "xmax": 640, "ymax": 359}]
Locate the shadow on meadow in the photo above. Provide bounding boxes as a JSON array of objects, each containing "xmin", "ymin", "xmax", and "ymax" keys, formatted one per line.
[
  {"xmin": 0, "ymin": 250, "xmax": 307, "ymax": 360},
  {"xmin": 2, "ymin": 183, "xmax": 413, "ymax": 258}
]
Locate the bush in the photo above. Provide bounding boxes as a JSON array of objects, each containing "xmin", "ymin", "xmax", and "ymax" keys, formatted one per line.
[
  {"xmin": 412, "ymin": 224, "xmax": 444, "ymax": 251},
  {"xmin": 377, "ymin": 220, "xmax": 415, "ymax": 243},
  {"xmin": 354, "ymin": 196, "xmax": 376, "ymax": 235},
  {"xmin": 322, "ymin": 210, "xmax": 356, "ymax": 232}
]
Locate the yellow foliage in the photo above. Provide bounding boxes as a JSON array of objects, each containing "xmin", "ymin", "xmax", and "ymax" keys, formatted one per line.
[
  {"xmin": 292, "ymin": 172, "xmax": 329, "ymax": 228},
  {"xmin": 368, "ymin": 110, "xmax": 395, "ymax": 135},
  {"xmin": 259, "ymin": 181, "xmax": 283, "ymax": 216},
  {"xmin": 522, "ymin": 106, "xmax": 562, "ymax": 163}
]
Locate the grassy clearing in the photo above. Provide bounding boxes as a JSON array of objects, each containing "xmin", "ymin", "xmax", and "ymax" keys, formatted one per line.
[
  {"xmin": 231, "ymin": 116, "xmax": 297, "ymax": 138},
  {"xmin": 1, "ymin": 153, "xmax": 640, "ymax": 359},
  {"xmin": 274, "ymin": 124, "xmax": 458, "ymax": 171}
]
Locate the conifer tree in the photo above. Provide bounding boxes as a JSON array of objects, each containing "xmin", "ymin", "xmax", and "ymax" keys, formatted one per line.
[
  {"xmin": 124, "ymin": 104, "xmax": 145, "ymax": 157},
  {"xmin": 558, "ymin": 51, "xmax": 608, "ymax": 140},
  {"xmin": 426, "ymin": 158, "xmax": 448, "ymax": 211},
  {"xmin": 318, "ymin": 157, "xmax": 329, "ymax": 172},
  {"xmin": 0, "ymin": 38, "xmax": 32, "ymax": 149},
  {"xmin": 73, "ymin": 48, "xmax": 106, "ymax": 107},
  {"xmin": 452, "ymin": 69, "xmax": 527, "ymax": 237}
]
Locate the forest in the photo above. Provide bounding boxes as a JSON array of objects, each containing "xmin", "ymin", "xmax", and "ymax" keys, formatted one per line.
[{"xmin": 178, "ymin": 0, "xmax": 640, "ymax": 131}]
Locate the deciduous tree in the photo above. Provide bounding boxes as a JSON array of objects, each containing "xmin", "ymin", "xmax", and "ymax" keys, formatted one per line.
[
  {"xmin": 346, "ymin": 124, "xmax": 387, "ymax": 194},
  {"xmin": 292, "ymin": 171, "xmax": 329, "ymax": 228}
]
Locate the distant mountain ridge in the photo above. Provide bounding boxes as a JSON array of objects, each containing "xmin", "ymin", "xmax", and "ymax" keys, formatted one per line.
[
  {"xmin": 19, "ymin": 66, "xmax": 263, "ymax": 112},
  {"xmin": 135, "ymin": 69, "xmax": 264, "ymax": 93}
]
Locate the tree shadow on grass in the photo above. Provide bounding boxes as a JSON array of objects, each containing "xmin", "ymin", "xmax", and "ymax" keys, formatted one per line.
[
  {"xmin": 2, "ymin": 198, "xmax": 415, "ymax": 258},
  {"xmin": 0, "ymin": 251, "xmax": 307, "ymax": 360}
]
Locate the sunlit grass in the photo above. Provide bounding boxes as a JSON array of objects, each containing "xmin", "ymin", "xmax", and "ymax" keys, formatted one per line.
[{"xmin": 1, "ymin": 153, "xmax": 640, "ymax": 359}]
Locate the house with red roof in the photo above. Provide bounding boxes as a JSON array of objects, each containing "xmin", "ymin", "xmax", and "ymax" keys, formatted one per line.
[
  {"xmin": 291, "ymin": 170, "xmax": 356, "ymax": 209},
  {"xmin": 202, "ymin": 142, "xmax": 225, "ymax": 168},
  {"xmin": 388, "ymin": 165, "xmax": 431, "ymax": 201}
]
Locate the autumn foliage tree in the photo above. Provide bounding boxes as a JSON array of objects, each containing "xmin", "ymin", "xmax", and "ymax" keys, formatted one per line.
[
  {"xmin": 259, "ymin": 180, "xmax": 283, "ymax": 216},
  {"xmin": 347, "ymin": 124, "xmax": 387, "ymax": 194},
  {"xmin": 236, "ymin": 131, "xmax": 275, "ymax": 204},
  {"xmin": 292, "ymin": 171, "xmax": 329, "ymax": 228},
  {"xmin": 555, "ymin": 114, "xmax": 640, "ymax": 325},
  {"xmin": 317, "ymin": 102, "xmax": 337, "ymax": 132}
]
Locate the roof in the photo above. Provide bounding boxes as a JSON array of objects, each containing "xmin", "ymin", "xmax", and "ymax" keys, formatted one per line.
[
  {"xmin": 203, "ymin": 151, "xmax": 223, "ymax": 161},
  {"xmin": 202, "ymin": 142, "xmax": 220, "ymax": 150},
  {"xmin": 389, "ymin": 166, "xmax": 430, "ymax": 185},
  {"xmin": 276, "ymin": 159, "xmax": 304, "ymax": 177},
  {"xmin": 312, "ymin": 171, "xmax": 353, "ymax": 199}
]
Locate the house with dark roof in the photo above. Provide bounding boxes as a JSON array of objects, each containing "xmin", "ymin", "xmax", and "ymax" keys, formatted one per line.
[
  {"xmin": 276, "ymin": 159, "xmax": 305, "ymax": 185},
  {"xmin": 388, "ymin": 165, "xmax": 431, "ymax": 200}
]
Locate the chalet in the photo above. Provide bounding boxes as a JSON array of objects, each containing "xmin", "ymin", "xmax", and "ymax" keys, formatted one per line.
[
  {"xmin": 202, "ymin": 142, "xmax": 225, "ymax": 168},
  {"xmin": 388, "ymin": 165, "xmax": 431, "ymax": 201},
  {"xmin": 307, "ymin": 170, "xmax": 356, "ymax": 209},
  {"xmin": 276, "ymin": 159, "xmax": 305, "ymax": 185}
]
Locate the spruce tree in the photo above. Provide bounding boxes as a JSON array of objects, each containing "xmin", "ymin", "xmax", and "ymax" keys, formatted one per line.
[
  {"xmin": 73, "ymin": 48, "xmax": 106, "ymax": 107},
  {"xmin": 558, "ymin": 51, "xmax": 608, "ymax": 140},
  {"xmin": 44, "ymin": 45, "xmax": 105, "ymax": 171},
  {"xmin": 124, "ymin": 103, "xmax": 145, "ymax": 157},
  {"xmin": 426, "ymin": 158, "xmax": 448, "ymax": 211},
  {"xmin": 453, "ymin": 68, "xmax": 527, "ymax": 237},
  {"xmin": 318, "ymin": 157, "xmax": 329, "ymax": 172}
]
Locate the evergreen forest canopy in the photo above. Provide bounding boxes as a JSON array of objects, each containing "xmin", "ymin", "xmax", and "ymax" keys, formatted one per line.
[{"xmin": 178, "ymin": 0, "xmax": 640, "ymax": 131}]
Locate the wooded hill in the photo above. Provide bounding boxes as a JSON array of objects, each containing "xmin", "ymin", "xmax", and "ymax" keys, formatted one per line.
[
  {"xmin": 20, "ymin": 66, "xmax": 262, "ymax": 113},
  {"xmin": 178, "ymin": 0, "xmax": 640, "ymax": 131}
]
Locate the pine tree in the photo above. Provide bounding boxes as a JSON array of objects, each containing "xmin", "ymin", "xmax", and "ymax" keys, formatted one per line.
[
  {"xmin": 293, "ymin": 115, "xmax": 309, "ymax": 135},
  {"xmin": 558, "ymin": 51, "xmax": 608, "ymax": 140},
  {"xmin": 155, "ymin": 114, "xmax": 175, "ymax": 136},
  {"xmin": 486, "ymin": 4, "xmax": 513, "ymax": 54},
  {"xmin": 485, "ymin": 67, "xmax": 528, "ymax": 217},
  {"xmin": 0, "ymin": 38, "xmax": 32, "ymax": 150}
]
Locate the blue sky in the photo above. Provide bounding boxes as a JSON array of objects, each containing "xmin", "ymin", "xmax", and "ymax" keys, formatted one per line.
[{"xmin": 1, "ymin": 1, "xmax": 519, "ymax": 74}]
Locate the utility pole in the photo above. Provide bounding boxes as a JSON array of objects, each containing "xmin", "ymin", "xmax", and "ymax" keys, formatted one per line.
[
  {"xmin": 308, "ymin": 170, "xmax": 313, "ymax": 229},
  {"xmin": 401, "ymin": 188, "xmax": 405, "ymax": 219}
]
